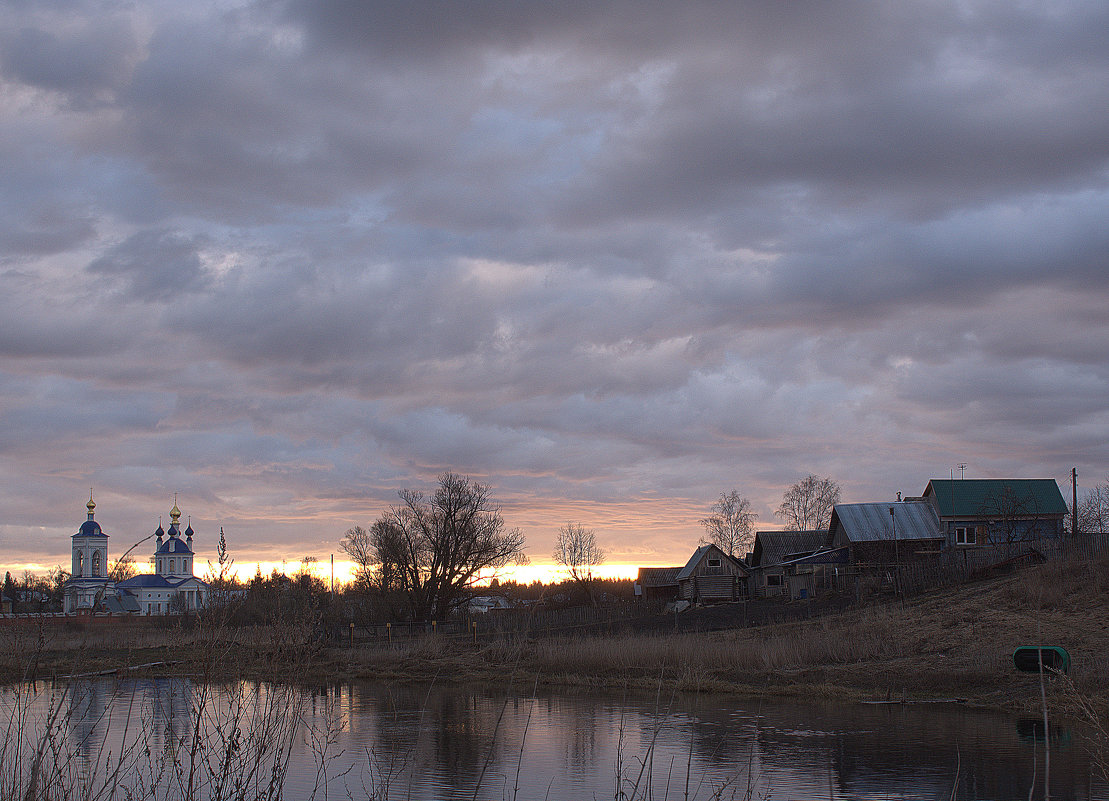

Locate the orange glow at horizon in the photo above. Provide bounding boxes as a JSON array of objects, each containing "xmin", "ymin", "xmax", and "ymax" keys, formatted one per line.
[{"xmin": 221, "ymin": 560, "xmax": 641, "ymax": 588}]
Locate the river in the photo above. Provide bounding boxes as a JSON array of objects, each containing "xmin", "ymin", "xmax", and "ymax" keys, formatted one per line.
[{"xmin": 2, "ymin": 677, "xmax": 1104, "ymax": 799}]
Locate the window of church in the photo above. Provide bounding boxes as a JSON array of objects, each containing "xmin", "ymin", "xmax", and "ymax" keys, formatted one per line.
[
  {"xmin": 92, "ymin": 551, "xmax": 100, "ymax": 577},
  {"xmin": 169, "ymin": 558, "xmax": 175, "ymax": 573},
  {"xmin": 77, "ymin": 553, "xmax": 84, "ymax": 577}
]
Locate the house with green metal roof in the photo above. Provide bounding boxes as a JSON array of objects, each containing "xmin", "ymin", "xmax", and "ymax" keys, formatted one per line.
[{"xmin": 921, "ymin": 478, "xmax": 1067, "ymax": 547}]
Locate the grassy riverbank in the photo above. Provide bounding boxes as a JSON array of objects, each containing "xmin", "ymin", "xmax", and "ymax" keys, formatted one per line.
[{"xmin": 4, "ymin": 551, "xmax": 1108, "ymax": 718}]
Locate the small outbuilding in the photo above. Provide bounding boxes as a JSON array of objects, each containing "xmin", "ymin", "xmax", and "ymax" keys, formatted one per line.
[
  {"xmin": 748, "ymin": 530, "xmax": 827, "ymax": 597},
  {"xmin": 634, "ymin": 567, "xmax": 682, "ymax": 602},
  {"xmin": 675, "ymin": 544, "xmax": 750, "ymax": 603}
]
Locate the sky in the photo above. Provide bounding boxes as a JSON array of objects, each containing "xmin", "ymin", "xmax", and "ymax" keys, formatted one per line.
[{"xmin": 2, "ymin": 0, "xmax": 1108, "ymax": 581}]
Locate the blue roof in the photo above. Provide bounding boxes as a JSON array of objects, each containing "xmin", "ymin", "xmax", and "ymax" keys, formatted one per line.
[
  {"xmin": 76, "ymin": 519, "xmax": 106, "ymax": 537},
  {"xmin": 117, "ymin": 574, "xmax": 206, "ymax": 590},
  {"xmin": 156, "ymin": 536, "xmax": 193, "ymax": 555}
]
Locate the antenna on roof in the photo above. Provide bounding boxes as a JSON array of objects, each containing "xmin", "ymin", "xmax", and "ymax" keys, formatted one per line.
[{"xmin": 957, "ymin": 463, "xmax": 967, "ymax": 479}]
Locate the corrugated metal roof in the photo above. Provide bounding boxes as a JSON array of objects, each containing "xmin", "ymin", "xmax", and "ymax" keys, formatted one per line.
[
  {"xmin": 636, "ymin": 566, "xmax": 682, "ymax": 587},
  {"xmin": 750, "ymin": 530, "xmax": 827, "ymax": 567},
  {"xmin": 923, "ymin": 479, "xmax": 1067, "ymax": 517},
  {"xmin": 830, "ymin": 501, "xmax": 942, "ymax": 542}
]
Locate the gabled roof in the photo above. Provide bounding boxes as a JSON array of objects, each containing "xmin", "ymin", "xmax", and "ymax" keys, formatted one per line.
[
  {"xmin": 750, "ymin": 530, "xmax": 827, "ymax": 567},
  {"xmin": 829, "ymin": 501, "xmax": 942, "ymax": 543},
  {"xmin": 923, "ymin": 479, "xmax": 1067, "ymax": 518},
  {"xmin": 676, "ymin": 544, "xmax": 748, "ymax": 580},
  {"xmin": 636, "ymin": 566, "xmax": 682, "ymax": 587}
]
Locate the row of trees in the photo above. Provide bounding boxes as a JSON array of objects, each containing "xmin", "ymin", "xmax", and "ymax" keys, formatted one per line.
[
  {"xmin": 339, "ymin": 472, "xmax": 838, "ymax": 621},
  {"xmin": 700, "ymin": 474, "xmax": 841, "ymax": 557}
]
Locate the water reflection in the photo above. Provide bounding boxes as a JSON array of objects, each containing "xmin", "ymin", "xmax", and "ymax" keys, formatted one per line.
[{"xmin": 4, "ymin": 678, "xmax": 1105, "ymax": 800}]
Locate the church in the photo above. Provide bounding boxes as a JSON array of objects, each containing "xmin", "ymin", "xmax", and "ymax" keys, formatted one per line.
[{"xmin": 64, "ymin": 495, "xmax": 209, "ymax": 615}]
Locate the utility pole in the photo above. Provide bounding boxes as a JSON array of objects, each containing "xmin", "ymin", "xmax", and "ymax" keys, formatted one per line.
[
  {"xmin": 890, "ymin": 505, "xmax": 900, "ymax": 597},
  {"xmin": 1072, "ymin": 467, "xmax": 1078, "ymax": 539}
]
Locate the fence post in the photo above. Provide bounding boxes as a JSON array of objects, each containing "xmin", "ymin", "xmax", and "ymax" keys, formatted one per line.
[
  {"xmin": 432, "ymin": 620, "xmax": 437, "ymax": 635},
  {"xmin": 472, "ymin": 620, "xmax": 478, "ymax": 644},
  {"xmin": 387, "ymin": 622, "xmax": 391, "ymax": 644},
  {"xmin": 349, "ymin": 622, "xmax": 354, "ymax": 647}
]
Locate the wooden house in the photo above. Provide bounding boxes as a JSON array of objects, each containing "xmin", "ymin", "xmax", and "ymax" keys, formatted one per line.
[
  {"xmin": 828, "ymin": 500, "xmax": 944, "ymax": 565},
  {"xmin": 675, "ymin": 544, "xmax": 750, "ymax": 603},
  {"xmin": 748, "ymin": 530, "xmax": 827, "ymax": 597},
  {"xmin": 779, "ymin": 545, "xmax": 850, "ymax": 599}
]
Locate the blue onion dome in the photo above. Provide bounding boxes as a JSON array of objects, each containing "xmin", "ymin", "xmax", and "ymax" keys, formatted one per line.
[
  {"xmin": 78, "ymin": 519, "xmax": 103, "ymax": 536},
  {"xmin": 155, "ymin": 523, "xmax": 165, "ymax": 539},
  {"xmin": 76, "ymin": 493, "xmax": 106, "ymax": 537},
  {"xmin": 157, "ymin": 533, "xmax": 194, "ymax": 554},
  {"xmin": 184, "ymin": 522, "xmax": 194, "ymax": 539}
]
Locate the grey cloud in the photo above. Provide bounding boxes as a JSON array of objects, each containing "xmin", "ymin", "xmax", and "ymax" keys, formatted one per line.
[
  {"xmin": 3, "ymin": 0, "xmax": 1109, "ymax": 571},
  {"xmin": 0, "ymin": 17, "xmax": 138, "ymax": 100},
  {"xmin": 88, "ymin": 229, "xmax": 211, "ymax": 301}
]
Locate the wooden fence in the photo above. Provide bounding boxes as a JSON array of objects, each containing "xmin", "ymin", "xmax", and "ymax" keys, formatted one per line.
[
  {"xmin": 830, "ymin": 531, "xmax": 1109, "ymax": 600},
  {"xmin": 327, "ymin": 532, "xmax": 1109, "ymax": 645}
]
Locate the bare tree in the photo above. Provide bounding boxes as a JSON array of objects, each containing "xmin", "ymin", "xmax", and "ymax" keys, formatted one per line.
[
  {"xmin": 359, "ymin": 473, "xmax": 527, "ymax": 621},
  {"xmin": 553, "ymin": 522, "xmax": 606, "ymax": 605},
  {"xmin": 978, "ymin": 484, "xmax": 1036, "ymax": 544},
  {"xmin": 339, "ymin": 525, "xmax": 374, "ymax": 587},
  {"xmin": 108, "ymin": 555, "xmax": 137, "ymax": 582},
  {"xmin": 699, "ymin": 490, "xmax": 756, "ymax": 557},
  {"xmin": 775, "ymin": 475, "xmax": 841, "ymax": 531},
  {"xmin": 1074, "ymin": 478, "xmax": 1109, "ymax": 534}
]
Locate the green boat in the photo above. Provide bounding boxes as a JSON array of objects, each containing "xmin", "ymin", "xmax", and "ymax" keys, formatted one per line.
[{"xmin": 1013, "ymin": 645, "xmax": 1070, "ymax": 674}]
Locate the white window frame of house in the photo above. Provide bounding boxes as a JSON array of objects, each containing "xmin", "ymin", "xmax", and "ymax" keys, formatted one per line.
[
  {"xmin": 766, "ymin": 574, "xmax": 783, "ymax": 587},
  {"xmin": 954, "ymin": 526, "xmax": 973, "ymax": 545},
  {"xmin": 707, "ymin": 558, "xmax": 721, "ymax": 568}
]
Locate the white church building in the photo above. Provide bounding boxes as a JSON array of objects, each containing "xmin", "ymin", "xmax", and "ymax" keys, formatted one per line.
[{"xmin": 64, "ymin": 496, "xmax": 208, "ymax": 615}]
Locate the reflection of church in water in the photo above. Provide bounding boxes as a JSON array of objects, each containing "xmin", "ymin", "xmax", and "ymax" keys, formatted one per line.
[{"xmin": 63, "ymin": 495, "xmax": 208, "ymax": 614}]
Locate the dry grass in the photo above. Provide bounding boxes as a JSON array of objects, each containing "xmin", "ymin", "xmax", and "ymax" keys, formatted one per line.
[
  {"xmin": 332, "ymin": 550, "xmax": 1109, "ymax": 712},
  {"xmin": 5, "ymin": 549, "xmax": 1109, "ymax": 714}
]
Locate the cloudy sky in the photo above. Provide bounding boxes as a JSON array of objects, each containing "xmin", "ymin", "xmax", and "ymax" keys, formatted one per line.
[{"xmin": 2, "ymin": 0, "xmax": 1107, "ymax": 578}]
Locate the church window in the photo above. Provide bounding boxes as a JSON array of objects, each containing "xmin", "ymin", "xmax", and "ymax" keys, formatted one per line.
[
  {"xmin": 169, "ymin": 558, "xmax": 175, "ymax": 573},
  {"xmin": 77, "ymin": 553, "xmax": 84, "ymax": 576},
  {"xmin": 92, "ymin": 551, "xmax": 100, "ymax": 577}
]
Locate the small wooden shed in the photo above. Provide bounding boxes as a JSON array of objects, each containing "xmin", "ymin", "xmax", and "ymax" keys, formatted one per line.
[{"xmin": 676, "ymin": 544, "xmax": 750, "ymax": 603}]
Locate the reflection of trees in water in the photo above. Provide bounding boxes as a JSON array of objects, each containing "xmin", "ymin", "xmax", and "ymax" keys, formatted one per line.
[
  {"xmin": 66, "ymin": 680, "xmax": 108, "ymax": 771},
  {"xmin": 33, "ymin": 680, "xmax": 1107, "ymax": 798},
  {"xmin": 351, "ymin": 683, "xmax": 517, "ymax": 794},
  {"xmin": 145, "ymin": 677, "xmax": 195, "ymax": 752}
]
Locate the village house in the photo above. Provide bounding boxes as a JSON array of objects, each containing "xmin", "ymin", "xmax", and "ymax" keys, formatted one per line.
[
  {"xmin": 676, "ymin": 544, "xmax": 750, "ymax": 603},
  {"xmin": 827, "ymin": 499, "xmax": 945, "ymax": 565},
  {"xmin": 635, "ymin": 544, "xmax": 750, "ymax": 604},
  {"xmin": 921, "ymin": 478, "xmax": 1067, "ymax": 547},
  {"xmin": 747, "ymin": 530, "xmax": 827, "ymax": 597}
]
